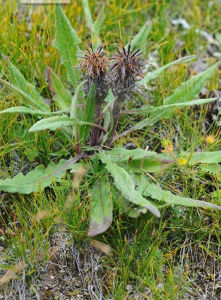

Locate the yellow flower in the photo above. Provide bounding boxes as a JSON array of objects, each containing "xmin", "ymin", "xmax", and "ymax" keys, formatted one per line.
[
  {"xmin": 204, "ymin": 135, "xmax": 215, "ymax": 144},
  {"xmin": 177, "ymin": 157, "xmax": 188, "ymax": 166},
  {"xmin": 161, "ymin": 142, "xmax": 174, "ymax": 153}
]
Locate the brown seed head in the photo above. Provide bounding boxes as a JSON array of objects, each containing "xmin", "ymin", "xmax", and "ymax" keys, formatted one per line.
[
  {"xmin": 81, "ymin": 44, "xmax": 107, "ymax": 79},
  {"xmin": 110, "ymin": 45, "xmax": 146, "ymax": 98},
  {"xmin": 110, "ymin": 45, "xmax": 145, "ymax": 81}
]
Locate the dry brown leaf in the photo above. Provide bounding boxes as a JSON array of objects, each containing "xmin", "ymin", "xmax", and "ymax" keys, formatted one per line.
[
  {"xmin": 90, "ymin": 239, "xmax": 112, "ymax": 256},
  {"xmin": 35, "ymin": 209, "xmax": 51, "ymax": 222},
  {"xmin": 0, "ymin": 260, "xmax": 25, "ymax": 286}
]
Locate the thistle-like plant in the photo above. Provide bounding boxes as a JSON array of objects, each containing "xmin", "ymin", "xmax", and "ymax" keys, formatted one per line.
[
  {"xmin": 81, "ymin": 44, "xmax": 109, "ymax": 146},
  {"xmin": 108, "ymin": 45, "xmax": 146, "ymax": 143},
  {"xmin": 0, "ymin": 4, "xmax": 221, "ymax": 237}
]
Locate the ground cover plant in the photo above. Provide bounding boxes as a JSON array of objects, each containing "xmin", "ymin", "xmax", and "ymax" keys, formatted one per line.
[{"xmin": 0, "ymin": 0, "xmax": 221, "ymax": 299}]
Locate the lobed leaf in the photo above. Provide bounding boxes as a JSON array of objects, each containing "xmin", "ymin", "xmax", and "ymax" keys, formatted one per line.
[
  {"xmin": 0, "ymin": 158, "xmax": 80, "ymax": 194},
  {"xmin": 103, "ymin": 147, "xmax": 174, "ymax": 172},
  {"xmin": 136, "ymin": 175, "xmax": 221, "ymax": 211},
  {"xmin": 99, "ymin": 153, "xmax": 160, "ymax": 217}
]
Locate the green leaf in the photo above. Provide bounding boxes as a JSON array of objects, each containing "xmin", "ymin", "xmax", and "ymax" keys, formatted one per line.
[
  {"xmin": 81, "ymin": 0, "xmax": 93, "ymax": 29},
  {"xmin": 91, "ymin": 4, "xmax": 105, "ymax": 48},
  {"xmin": 165, "ymin": 62, "xmax": 220, "ymax": 106},
  {"xmin": 181, "ymin": 151, "xmax": 221, "ymax": 165},
  {"xmin": 29, "ymin": 115, "xmax": 100, "ymax": 133},
  {"xmin": 50, "ymin": 69, "xmax": 72, "ymax": 110},
  {"xmin": 0, "ymin": 106, "xmax": 50, "ymax": 115},
  {"xmin": 137, "ymin": 175, "xmax": 221, "ymax": 211},
  {"xmin": 88, "ymin": 177, "xmax": 113, "ymax": 236},
  {"xmin": 128, "ymin": 21, "xmax": 152, "ymax": 50},
  {"xmin": 200, "ymin": 164, "xmax": 221, "ymax": 181},
  {"xmin": 117, "ymin": 62, "xmax": 220, "ymax": 140},
  {"xmin": 71, "ymin": 81, "xmax": 85, "ymax": 138},
  {"xmin": 140, "ymin": 55, "xmax": 196, "ymax": 85},
  {"xmin": 54, "ymin": 5, "xmax": 81, "ymax": 89},
  {"xmin": 29, "ymin": 115, "xmax": 74, "ymax": 132},
  {"xmin": 126, "ymin": 98, "xmax": 217, "ymax": 115},
  {"xmin": 79, "ymin": 83, "xmax": 96, "ymax": 143},
  {"xmin": 0, "ymin": 158, "xmax": 80, "ymax": 194},
  {"xmin": 103, "ymin": 147, "xmax": 174, "ymax": 172},
  {"xmin": 105, "ymin": 147, "xmax": 157, "ymax": 162},
  {"xmin": 7, "ymin": 60, "xmax": 50, "ymax": 112},
  {"xmin": 99, "ymin": 153, "xmax": 160, "ymax": 217}
]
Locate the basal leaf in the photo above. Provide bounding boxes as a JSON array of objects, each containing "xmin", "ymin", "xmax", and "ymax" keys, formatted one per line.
[
  {"xmin": 29, "ymin": 115, "xmax": 74, "ymax": 132},
  {"xmin": 117, "ymin": 62, "xmax": 220, "ymax": 140},
  {"xmin": 54, "ymin": 5, "xmax": 81, "ymax": 89},
  {"xmin": 7, "ymin": 60, "xmax": 50, "ymax": 112},
  {"xmin": 103, "ymin": 147, "xmax": 174, "ymax": 172},
  {"xmin": 88, "ymin": 177, "xmax": 113, "ymax": 236},
  {"xmin": 99, "ymin": 153, "xmax": 160, "ymax": 217},
  {"xmin": 126, "ymin": 98, "xmax": 217, "ymax": 115},
  {"xmin": 29, "ymin": 115, "xmax": 101, "ymax": 133},
  {"xmin": 140, "ymin": 55, "xmax": 196, "ymax": 85},
  {"xmin": 0, "ymin": 106, "xmax": 50, "ymax": 115},
  {"xmin": 149, "ymin": 61, "xmax": 220, "ymax": 121},
  {"xmin": 137, "ymin": 175, "xmax": 221, "ymax": 211},
  {"xmin": 49, "ymin": 69, "xmax": 72, "ymax": 110},
  {"xmin": 0, "ymin": 157, "xmax": 81, "ymax": 194}
]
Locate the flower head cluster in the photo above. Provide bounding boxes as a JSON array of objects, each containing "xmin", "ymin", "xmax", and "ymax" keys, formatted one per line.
[
  {"xmin": 81, "ymin": 44, "xmax": 108, "ymax": 102},
  {"xmin": 109, "ymin": 45, "xmax": 146, "ymax": 99}
]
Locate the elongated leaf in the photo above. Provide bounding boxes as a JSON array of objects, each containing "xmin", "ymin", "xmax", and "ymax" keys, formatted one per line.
[
  {"xmin": 79, "ymin": 83, "xmax": 96, "ymax": 143},
  {"xmin": 88, "ymin": 178, "xmax": 113, "ymax": 236},
  {"xmin": 50, "ymin": 70, "xmax": 72, "ymax": 109},
  {"xmin": 81, "ymin": 0, "xmax": 93, "ymax": 29},
  {"xmin": 180, "ymin": 151, "xmax": 221, "ymax": 165},
  {"xmin": 128, "ymin": 21, "xmax": 152, "ymax": 50},
  {"xmin": 54, "ymin": 5, "xmax": 81, "ymax": 89},
  {"xmin": 0, "ymin": 106, "xmax": 50, "ymax": 115},
  {"xmin": 140, "ymin": 55, "xmax": 196, "ymax": 85},
  {"xmin": 0, "ymin": 157, "xmax": 81, "ymax": 194},
  {"xmin": 166, "ymin": 62, "xmax": 220, "ymax": 105},
  {"xmin": 29, "ymin": 115, "xmax": 74, "ymax": 132},
  {"xmin": 99, "ymin": 154, "xmax": 160, "ymax": 217},
  {"xmin": 103, "ymin": 147, "xmax": 174, "ymax": 172},
  {"xmin": 137, "ymin": 175, "xmax": 221, "ymax": 210},
  {"xmin": 71, "ymin": 81, "xmax": 85, "ymax": 137},
  {"xmin": 116, "ymin": 62, "xmax": 220, "ymax": 140},
  {"xmin": 28, "ymin": 115, "xmax": 101, "ymax": 132},
  {"xmin": 7, "ymin": 61, "xmax": 50, "ymax": 112},
  {"xmin": 126, "ymin": 98, "xmax": 217, "ymax": 115},
  {"xmin": 91, "ymin": 4, "xmax": 105, "ymax": 48},
  {"xmin": 104, "ymin": 148, "xmax": 157, "ymax": 162}
]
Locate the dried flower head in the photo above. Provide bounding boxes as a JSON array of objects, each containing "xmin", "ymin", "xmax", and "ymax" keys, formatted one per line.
[
  {"xmin": 81, "ymin": 44, "xmax": 107, "ymax": 79},
  {"xmin": 110, "ymin": 45, "xmax": 146, "ymax": 98},
  {"xmin": 81, "ymin": 44, "xmax": 108, "ymax": 101}
]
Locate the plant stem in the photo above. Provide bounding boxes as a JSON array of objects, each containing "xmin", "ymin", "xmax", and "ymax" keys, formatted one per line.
[
  {"xmin": 90, "ymin": 101, "xmax": 103, "ymax": 146},
  {"xmin": 106, "ymin": 97, "xmax": 124, "ymax": 146}
]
